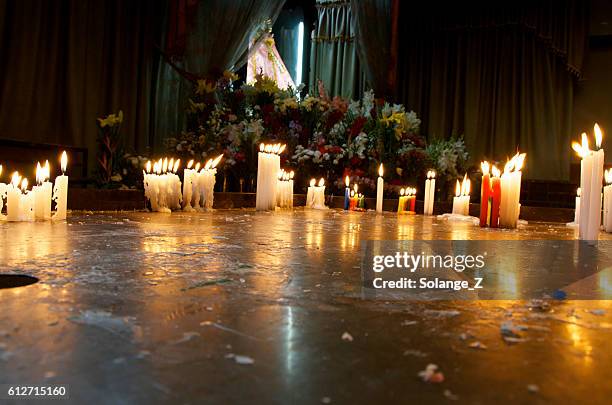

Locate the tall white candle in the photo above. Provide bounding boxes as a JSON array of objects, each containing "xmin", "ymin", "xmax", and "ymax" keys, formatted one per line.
[
  {"xmin": 376, "ymin": 163, "xmax": 384, "ymax": 213},
  {"xmin": 20, "ymin": 178, "xmax": 34, "ymax": 221},
  {"xmin": 499, "ymin": 152, "xmax": 525, "ymax": 228},
  {"xmin": 604, "ymin": 171, "xmax": 612, "ymax": 232},
  {"xmin": 182, "ymin": 159, "xmax": 195, "ymax": 211},
  {"xmin": 53, "ymin": 151, "xmax": 69, "ymax": 220},
  {"xmin": 200, "ymin": 154, "xmax": 222, "ymax": 210},
  {"xmin": 256, "ymin": 143, "xmax": 284, "ymax": 211},
  {"xmin": 306, "ymin": 178, "xmax": 316, "ymax": 208},
  {"xmin": 424, "ymin": 170, "xmax": 436, "ymax": 215},
  {"xmin": 7, "ymin": 172, "xmax": 22, "ymax": 222},
  {"xmin": 574, "ymin": 126, "xmax": 605, "ymax": 242}
]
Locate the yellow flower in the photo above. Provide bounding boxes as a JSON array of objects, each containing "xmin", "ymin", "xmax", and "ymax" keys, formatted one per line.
[
  {"xmin": 97, "ymin": 110, "xmax": 123, "ymax": 128},
  {"xmin": 223, "ymin": 70, "xmax": 239, "ymax": 82},
  {"xmin": 196, "ymin": 79, "xmax": 216, "ymax": 95}
]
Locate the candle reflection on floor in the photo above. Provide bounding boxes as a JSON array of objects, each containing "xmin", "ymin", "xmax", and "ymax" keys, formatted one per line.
[{"xmin": 0, "ymin": 209, "xmax": 611, "ymax": 403}]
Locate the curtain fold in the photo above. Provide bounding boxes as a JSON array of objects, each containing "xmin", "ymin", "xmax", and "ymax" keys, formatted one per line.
[
  {"xmin": 354, "ymin": 0, "xmax": 588, "ymax": 180},
  {"xmin": 154, "ymin": 0, "xmax": 285, "ymax": 148},
  {"xmin": 310, "ymin": 0, "xmax": 364, "ymax": 99},
  {"xmin": 350, "ymin": 0, "xmax": 395, "ymax": 98},
  {"xmin": 0, "ymin": 0, "xmax": 164, "ymax": 173}
]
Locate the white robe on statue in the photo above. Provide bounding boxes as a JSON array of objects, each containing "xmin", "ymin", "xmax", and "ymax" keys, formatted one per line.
[{"xmin": 247, "ymin": 35, "xmax": 295, "ymax": 90}]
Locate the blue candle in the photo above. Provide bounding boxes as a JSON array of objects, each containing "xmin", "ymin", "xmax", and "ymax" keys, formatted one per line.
[{"xmin": 343, "ymin": 176, "xmax": 350, "ymax": 210}]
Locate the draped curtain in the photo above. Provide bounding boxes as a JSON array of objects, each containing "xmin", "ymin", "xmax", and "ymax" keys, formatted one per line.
[
  {"xmin": 353, "ymin": 0, "xmax": 589, "ymax": 180},
  {"xmin": 0, "ymin": 0, "xmax": 164, "ymax": 173},
  {"xmin": 310, "ymin": 0, "xmax": 364, "ymax": 99},
  {"xmin": 154, "ymin": 0, "xmax": 285, "ymax": 148}
]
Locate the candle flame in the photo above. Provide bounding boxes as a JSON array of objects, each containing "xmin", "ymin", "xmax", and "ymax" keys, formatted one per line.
[
  {"xmin": 212, "ymin": 154, "xmax": 223, "ymax": 168},
  {"xmin": 318, "ymin": 178, "xmax": 325, "ymax": 187},
  {"xmin": 168, "ymin": 158, "xmax": 174, "ymax": 172},
  {"xmin": 345, "ymin": 175, "xmax": 350, "ymax": 187},
  {"xmin": 515, "ymin": 153, "xmax": 526, "ymax": 171},
  {"xmin": 60, "ymin": 151, "xmax": 67, "ymax": 173},
  {"xmin": 504, "ymin": 158, "xmax": 515, "ymax": 174},
  {"xmin": 36, "ymin": 162, "xmax": 42, "ymax": 184},
  {"xmin": 204, "ymin": 159, "xmax": 213, "ymax": 170},
  {"xmin": 290, "ymin": 171, "xmax": 294, "ymax": 179},
  {"xmin": 11, "ymin": 172, "xmax": 21, "ymax": 187},
  {"xmin": 146, "ymin": 161, "xmax": 151, "ymax": 173},
  {"xmin": 595, "ymin": 123, "xmax": 603, "ymax": 149},
  {"xmin": 21, "ymin": 178, "xmax": 28, "ymax": 191},
  {"xmin": 400, "ymin": 188, "xmax": 405, "ymax": 196},
  {"xmin": 187, "ymin": 159, "xmax": 194, "ymax": 169},
  {"xmin": 577, "ymin": 187, "xmax": 581, "ymax": 197},
  {"xmin": 278, "ymin": 144, "xmax": 286, "ymax": 154},
  {"xmin": 195, "ymin": 162, "xmax": 201, "ymax": 171},
  {"xmin": 44, "ymin": 161, "xmax": 50, "ymax": 181},
  {"xmin": 581, "ymin": 132, "xmax": 590, "ymax": 155},
  {"xmin": 173, "ymin": 159, "xmax": 180, "ymax": 173},
  {"xmin": 572, "ymin": 141, "xmax": 586, "ymax": 158},
  {"xmin": 455, "ymin": 180, "xmax": 461, "ymax": 197},
  {"xmin": 260, "ymin": 143, "xmax": 264, "ymax": 152},
  {"xmin": 481, "ymin": 161, "xmax": 490, "ymax": 176},
  {"xmin": 492, "ymin": 165, "xmax": 501, "ymax": 177},
  {"xmin": 278, "ymin": 170, "xmax": 284, "ymax": 180},
  {"xmin": 606, "ymin": 170, "xmax": 612, "ymax": 185},
  {"xmin": 162, "ymin": 158, "xmax": 168, "ymax": 173},
  {"xmin": 0, "ymin": 164, "xmax": 2, "ymax": 177},
  {"xmin": 378, "ymin": 163, "xmax": 384, "ymax": 177},
  {"xmin": 353, "ymin": 183, "xmax": 358, "ymax": 193},
  {"xmin": 272, "ymin": 144, "xmax": 280, "ymax": 154},
  {"xmin": 310, "ymin": 178, "xmax": 316, "ymax": 187},
  {"xmin": 351, "ymin": 190, "xmax": 355, "ymax": 197}
]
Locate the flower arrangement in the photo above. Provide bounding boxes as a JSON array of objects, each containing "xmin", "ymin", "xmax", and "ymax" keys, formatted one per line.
[{"xmin": 165, "ymin": 73, "xmax": 468, "ymax": 197}]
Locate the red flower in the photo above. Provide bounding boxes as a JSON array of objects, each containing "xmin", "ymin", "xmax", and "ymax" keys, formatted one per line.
[{"xmin": 349, "ymin": 117, "xmax": 367, "ymax": 139}]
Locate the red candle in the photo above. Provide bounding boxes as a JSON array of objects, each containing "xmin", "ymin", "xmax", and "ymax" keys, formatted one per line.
[
  {"xmin": 489, "ymin": 167, "xmax": 501, "ymax": 228},
  {"xmin": 480, "ymin": 161, "xmax": 490, "ymax": 227},
  {"xmin": 408, "ymin": 188, "xmax": 416, "ymax": 212}
]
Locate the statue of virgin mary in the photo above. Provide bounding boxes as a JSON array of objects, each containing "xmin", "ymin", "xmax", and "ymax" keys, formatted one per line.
[{"xmin": 247, "ymin": 34, "xmax": 295, "ymax": 90}]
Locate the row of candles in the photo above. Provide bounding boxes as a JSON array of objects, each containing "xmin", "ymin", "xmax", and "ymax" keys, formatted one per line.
[{"xmin": 0, "ymin": 152, "xmax": 69, "ymax": 222}]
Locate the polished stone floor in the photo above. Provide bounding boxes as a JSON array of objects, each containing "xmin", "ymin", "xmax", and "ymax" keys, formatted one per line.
[{"xmin": 1, "ymin": 209, "xmax": 612, "ymax": 404}]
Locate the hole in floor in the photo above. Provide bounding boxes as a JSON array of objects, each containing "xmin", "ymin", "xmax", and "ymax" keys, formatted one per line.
[{"xmin": 0, "ymin": 274, "xmax": 39, "ymax": 289}]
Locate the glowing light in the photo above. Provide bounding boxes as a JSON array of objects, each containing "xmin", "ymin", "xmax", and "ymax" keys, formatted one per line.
[
  {"xmin": 60, "ymin": 151, "xmax": 67, "ymax": 173},
  {"xmin": 378, "ymin": 164, "xmax": 384, "ymax": 177}
]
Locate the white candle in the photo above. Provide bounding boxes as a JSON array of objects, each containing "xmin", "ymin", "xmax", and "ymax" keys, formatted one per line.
[
  {"xmin": 573, "ymin": 126, "xmax": 604, "ymax": 242},
  {"xmin": 53, "ymin": 151, "xmax": 69, "ymax": 220},
  {"xmin": 306, "ymin": 178, "xmax": 316, "ymax": 208},
  {"xmin": 313, "ymin": 178, "xmax": 327, "ymax": 209},
  {"xmin": 499, "ymin": 152, "xmax": 525, "ymax": 228},
  {"xmin": 376, "ymin": 163, "xmax": 384, "ymax": 213},
  {"xmin": 200, "ymin": 154, "xmax": 222, "ymax": 210},
  {"xmin": 256, "ymin": 143, "xmax": 284, "ymax": 211},
  {"xmin": 7, "ymin": 172, "xmax": 22, "ymax": 222},
  {"xmin": 604, "ymin": 171, "xmax": 612, "ymax": 232},
  {"xmin": 42, "ymin": 161, "xmax": 52, "ymax": 219},
  {"xmin": 20, "ymin": 179, "xmax": 34, "ymax": 221},
  {"xmin": 451, "ymin": 174, "xmax": 470, "ymax": 216},
  {"xmin": 182, "ymin": 160, "xmax": 195, "ymax": 211},
  {"xmin": 424, "ymin": 170, "xmax": 436, "ymax": 215}
]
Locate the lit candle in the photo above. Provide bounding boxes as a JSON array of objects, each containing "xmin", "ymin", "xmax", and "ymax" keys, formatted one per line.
[
  {"xmin": 489, "ymin": 166, "xmax": 501, "ymax": 227},
  {"xmin": 343, "ymin": 176, "xmax": 350, "ymax": 210},
  {"xmin": 376, "ymin": 164, "xmax": 384, "ymax": 213},
  {"xmin": 200, "ymin": 155, "xmax": 222, "ymax": 210},
  {"xmin": 52, "ymin": 151, "xmax": 69, "ymax": 220},
  {"xmin": 20, "ymin": 178, "xmax": 34, "ymax": 221},
  {"xmin": 573, "ymin": 127, "xmax": 604, "ymax": 242},
  {"xmin": 256, "ymin": 143, "xmax": 284, "ymax": 211},
  {"xmin": 479, "ymin": 162, "xmax": 490, "ymax": 226},
  {"xmin": 182, "ymin": 159, "xmax": 195, "ymax": 211},
  {"xmin": 289, "ymin": 171, "xmax": 294, "ymax": 208},
  {"xmin": 350, "ymin": 189, "xmax": 357, "ymax": 210},
  {"xmin": 34, "ymin": 162, "xmax": 45, "ymax": 220},
  {"xmin": 408, "ymin": 187, "xmax": 416, "ymax": 213},
  {"xmin": 313, "ymin": 178, "xmax": 327, "ymax": 209},
  {"xmin": 452, "ymin": 175, "xmax": 471, "ymax": 216},
  {"xmin": 397, "ymin": 188, "xmax": 406, "ymax": 213},
  {"xmin": 7, "ymin": 172, "xmax": 22, "ymax": 222},
  {"xmin": 306, "ymin": 178, "xmax": 316, "ymax": 208},
  {"xmin": 42, "ymin": 161, "xmax": 52, "ymax": 219},
  {"xmin": 424, "ymin": 171, "xmax": 436, "ymax": 215},
  {"xmin": 499, "ymin": 152, "xmax": 526, "ymax": 228}
]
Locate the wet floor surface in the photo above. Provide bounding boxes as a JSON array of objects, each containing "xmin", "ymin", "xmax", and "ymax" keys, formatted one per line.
[{"xmin": 1, "ymin": 209, "xmax": 612, "ymax": 404}]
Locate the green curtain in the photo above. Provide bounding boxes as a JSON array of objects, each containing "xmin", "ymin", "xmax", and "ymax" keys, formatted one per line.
[
  {"xmin": 0, "ymin": 0, "xmax": 164, "ymax": 173},
  {"xmin": 273, "ymin": 7, "xmax": 305, "ymax": 85},
  {"xmin": 154, "ymin": 0, "xmax": 286, "ymax": 149},
  {"xmin": 309, "ymin": 0, "xmax": 364, "ymax": 99}
]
